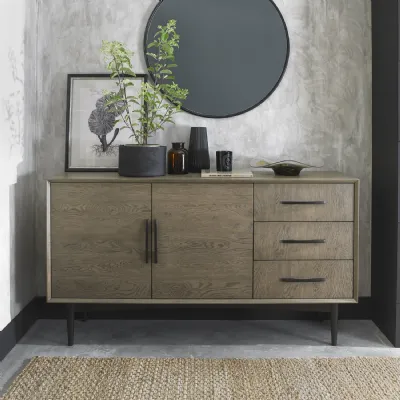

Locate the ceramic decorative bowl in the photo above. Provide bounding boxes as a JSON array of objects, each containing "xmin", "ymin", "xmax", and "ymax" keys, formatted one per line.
[{"xmin": 251, "ymin": 159, "xmax": 321, "ymax": 176}]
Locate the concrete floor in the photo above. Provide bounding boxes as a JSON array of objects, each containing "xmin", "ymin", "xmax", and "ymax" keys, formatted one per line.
[{"xmin": 1, "ymin": 319, "xmax": 399, "ymax": 394}]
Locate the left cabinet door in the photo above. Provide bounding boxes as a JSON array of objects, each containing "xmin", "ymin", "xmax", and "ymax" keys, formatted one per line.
[{"xmin": 49, "ymin": 183, "xmax": 151, "ymax": 300}]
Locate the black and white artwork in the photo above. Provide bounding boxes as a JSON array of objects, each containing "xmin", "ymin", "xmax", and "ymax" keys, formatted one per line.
[{"xmin": 65, "ymin": 74, "xmax": 147, "ymax": 171}]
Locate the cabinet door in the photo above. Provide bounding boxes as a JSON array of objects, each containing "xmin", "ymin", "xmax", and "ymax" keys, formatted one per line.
[
  {"xmin": 50, "ymin": 183, "xmax": 151, "ymax": 300},
  {"xmin": 152, "ymin": 184, "xmax": 253, "ymax": 299}
]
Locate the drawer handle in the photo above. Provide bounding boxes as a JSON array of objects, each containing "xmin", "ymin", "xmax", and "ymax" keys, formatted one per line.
[
  {"xmin": 280, "ymin": 201, "xmax": 327, "ymax": 205},
  {"xmin": 280, "ymin": 278, "xmax": 326, "ymax": 283},
  {"xmin": 280, "ymin": 239, "xmax": 326, "ymax": 244}
]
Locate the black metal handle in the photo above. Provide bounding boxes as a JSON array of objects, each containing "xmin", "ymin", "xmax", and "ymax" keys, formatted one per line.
[
  {"xmin": 153, "ymin": 219, "xmax": 158, "ymax": 264},
  {"xmin": 145, "ymin": 219, "xmax": 149, "ymax": 264},
  {"xmin": 280, "ymin": 239, "xmax": 326, "ymax": 244},
  {"xmin": 280, "ymin": 201, "xmax": 327, "ymax": 205},
  {"xmin": 280, "ymin": 278, "xmax": 326, "ymax": 283}
]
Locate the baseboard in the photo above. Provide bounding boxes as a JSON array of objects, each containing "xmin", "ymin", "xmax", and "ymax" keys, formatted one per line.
[
  {"xmin": 0, "ymin": 296, "xmax": 373, "ymax": 361},
  {"xmin": 37, "ymin": 297, "xmax": 373, "ymax": 321},
  {"xmin": 0, "ymin": 298, "xmax": 39, "ymax": 361}
]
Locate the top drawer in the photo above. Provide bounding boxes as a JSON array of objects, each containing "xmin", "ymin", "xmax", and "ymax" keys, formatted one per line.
[{"xmin": 254, "ymin": 184, "xmax": 354, "ymax": 222}]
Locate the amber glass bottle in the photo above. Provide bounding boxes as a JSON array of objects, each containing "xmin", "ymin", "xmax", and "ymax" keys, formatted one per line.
[{"xmin": 168, "ymin": 142, "xmax": 189, "ymax": 174}]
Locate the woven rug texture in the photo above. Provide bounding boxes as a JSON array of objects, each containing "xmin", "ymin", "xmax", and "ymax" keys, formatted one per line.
[{"xmin": 2, "ymin": 357, "xmax": 400, "ymax": 400}]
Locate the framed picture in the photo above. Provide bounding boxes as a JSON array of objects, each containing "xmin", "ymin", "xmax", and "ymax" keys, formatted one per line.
[{"xmin": 65, "ymin": 73, "xmax": 147, "ymax": 172}]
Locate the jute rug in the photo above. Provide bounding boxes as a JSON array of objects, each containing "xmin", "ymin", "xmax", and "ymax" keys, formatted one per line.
[{"xmin": 2, "ymin": 357, "xmax": 400, "ymax": 400}]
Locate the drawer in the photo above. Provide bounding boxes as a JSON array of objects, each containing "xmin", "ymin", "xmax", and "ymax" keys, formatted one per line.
[
  {"xmin": 254, "ymin": 184, "xmax": 354, "ymax": 221},
  {"xmin": 254, "ymin": 222, "xmax": 353, "ymax": 260},
  {"xmin": 254, "ymin": 261, "xmax": 354, "ymax": 299}
]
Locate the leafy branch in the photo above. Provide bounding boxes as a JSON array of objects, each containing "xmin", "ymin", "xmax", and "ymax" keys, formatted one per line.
[{"xmin": 100, "ymin": 20, "xmax": 188, "ymax": 145}]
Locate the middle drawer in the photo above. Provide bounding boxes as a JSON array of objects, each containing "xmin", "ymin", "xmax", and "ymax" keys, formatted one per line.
[{"xmin": 254, "ymin": 222, "xmax": 353, "ymax": 260}]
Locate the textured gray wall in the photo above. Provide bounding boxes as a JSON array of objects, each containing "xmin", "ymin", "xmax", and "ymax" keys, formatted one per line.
[
  {"xmin": 0, "ymin": 0, "xmax": 37, "ymax": 328},
  {"xmin": 35, "ymin": 0, "xmax": 372, "ymax": 295},
  {"xmin": 10, "ymin": 0, "xmax": 38, "ymax": 318},
  {"xmin": 10, "ymin": 0, "xmax": 37, "ymax": 320}
]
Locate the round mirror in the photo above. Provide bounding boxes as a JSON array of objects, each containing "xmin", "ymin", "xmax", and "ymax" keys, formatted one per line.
[{"xmin": 144, "ymin": 0, "xmax": 290, "ymax": 118}]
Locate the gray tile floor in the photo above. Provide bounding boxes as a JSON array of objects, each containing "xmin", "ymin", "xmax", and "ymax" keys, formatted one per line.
[{"xmin": 1, "ymin": 319, "xmax": 399, "ymax": 394}]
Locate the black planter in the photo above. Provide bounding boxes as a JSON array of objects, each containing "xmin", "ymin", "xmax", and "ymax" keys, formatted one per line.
[
  {"xmin": 188, "ymin": 127, "xmax": 210, "ymax": 173},
  {"xmin": 118, "ymin": 145, "xmax": 166, "ymax": 177}
]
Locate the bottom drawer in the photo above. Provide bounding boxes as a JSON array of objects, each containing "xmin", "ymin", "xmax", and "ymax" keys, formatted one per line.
[{"xmin": 254, "ymin": 261, "xmax": 354, "ymax": 299}]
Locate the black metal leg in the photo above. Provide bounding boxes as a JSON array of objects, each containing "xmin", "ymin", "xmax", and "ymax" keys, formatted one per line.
[
  {"xmin": 67, "ymin": 304, "xmax": 75, "ymax": 346},
  {"xmin": 331, "ymin": 304, "xmax": 338, "ymax": 346}
]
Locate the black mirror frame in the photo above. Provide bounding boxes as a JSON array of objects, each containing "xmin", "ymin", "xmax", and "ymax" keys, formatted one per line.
[{"xmin": 143, "ymin": 0, "xmax": 290, "ymax": 119}]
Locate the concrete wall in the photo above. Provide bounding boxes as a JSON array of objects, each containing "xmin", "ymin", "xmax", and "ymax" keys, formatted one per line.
[{"xmin": 0, "ymin": 0, "xmax": 37, "ymax": 330}]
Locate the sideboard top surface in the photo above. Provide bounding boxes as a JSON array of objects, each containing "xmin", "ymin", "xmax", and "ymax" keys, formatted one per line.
[{"xmin": 48, "ymin": 171, "xmax": 359, "ymax": 184}]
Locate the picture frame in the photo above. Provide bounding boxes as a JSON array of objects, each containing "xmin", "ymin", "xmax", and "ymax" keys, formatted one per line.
[{"xmin": 65, "ymin": 73, "xmax": 148, "ymax": 172}]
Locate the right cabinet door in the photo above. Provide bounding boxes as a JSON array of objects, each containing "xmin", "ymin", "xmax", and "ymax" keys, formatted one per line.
[{"xmin": 152, "ymin": 183, "xmax": 254, "ymax": 299}]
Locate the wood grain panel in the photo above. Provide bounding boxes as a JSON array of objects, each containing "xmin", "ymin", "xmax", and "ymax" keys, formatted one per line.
[
  {"xmin": 354, "ymin": 180, "xmax": 360, "ymax": 299},
  {"xmin": 52, "ymin": 276, "xmax": 150, "ymax": 299},
  {"xmin": 152, "ymin": 184, "xmax": 253, "ymax": 299},
  {"xmin": 50, "ymin": 183, "xmax": 151, "ymax": 299},
  {"xmin": 49, "ymin": 171, "xmax": 359, "ymax": 184},
  {"xmin": 254, "ymin": 261, "xmax": 354, "ymax": 299},
  {"xmin": 47, "ymin": 298, "xmax": 356, "ymax": 304},
  {"xmin": 254, "ymin": 222, "xmax": 353, "ymax": 260},
  {"xmin": 254, "ymin": 184, "xmax": 354, "ymax": 221}
]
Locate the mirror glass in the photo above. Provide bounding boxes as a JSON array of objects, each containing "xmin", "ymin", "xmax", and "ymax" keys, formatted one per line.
[{"xmin": 144, "ymin": 0, "xmax": 290, "ymax": 118}]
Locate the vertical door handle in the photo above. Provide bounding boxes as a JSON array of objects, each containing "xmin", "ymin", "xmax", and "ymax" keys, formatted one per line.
[
  {"xmin": 153, "ymin": 219, "xmax": 158, "ymax": 264},
  {"xmin": 145, "ymin": 219, "xmax": 149, "ymax": 264}
]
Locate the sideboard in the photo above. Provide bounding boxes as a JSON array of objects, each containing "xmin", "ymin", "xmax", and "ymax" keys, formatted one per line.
[{"xmin": 47, "ymin": 171, "xmax": 359, "ymax": 346}]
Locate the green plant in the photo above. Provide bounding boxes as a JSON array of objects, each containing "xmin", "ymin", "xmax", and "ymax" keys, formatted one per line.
[{"xmin": 101, "ymin": 20, "xmax": 189, "ymax": 145}]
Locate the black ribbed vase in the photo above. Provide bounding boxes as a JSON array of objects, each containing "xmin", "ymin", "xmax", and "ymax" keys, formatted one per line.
[{"xmin": 188, "ymin": 127, "xmax": 210, "ymax": 173}]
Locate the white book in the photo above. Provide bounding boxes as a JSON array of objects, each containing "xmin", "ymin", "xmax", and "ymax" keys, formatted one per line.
[{"xmin": 201, "ymin": 169, "xmax": 254, "ymax": 178}]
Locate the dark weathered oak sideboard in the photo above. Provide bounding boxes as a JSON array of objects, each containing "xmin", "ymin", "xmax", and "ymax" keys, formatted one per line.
[{"xmin": 47, "ymin": 172, "xmax": 359, "ymax": 346}]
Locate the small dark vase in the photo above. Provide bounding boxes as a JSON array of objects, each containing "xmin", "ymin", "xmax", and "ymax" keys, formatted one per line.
[
  {"xmin": 188, "ymin": 127, "xmax": 210, "ymax": 173},
  {"xmin": 168, "ymin": 142, "xmax": 188, "ymax": 174}
]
